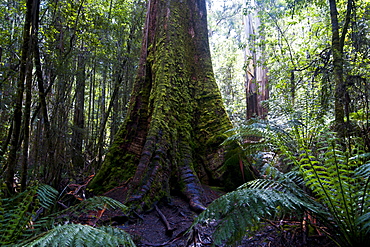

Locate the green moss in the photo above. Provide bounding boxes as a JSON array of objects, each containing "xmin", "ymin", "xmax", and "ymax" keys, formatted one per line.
[
  {"xmin": 88, "ymin": 143, "xmax": 137, "ymax": 194},
  {"xmin": 89, "ymin": 0, "xmax": 241, "ymax": 209},
  {"xmin": 205, "ymin": 133, "xmax": 229, "ymax": 148}
]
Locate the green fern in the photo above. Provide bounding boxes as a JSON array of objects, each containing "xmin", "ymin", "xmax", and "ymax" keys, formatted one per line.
[
  {"xmin": 18, "ymin": 224, "xmax": 136, "ymax": 247},
  {"xmin": 193, "ymin": 120, "xmax": 370, "ymax": 246},
  {"xmin": 0, "ymin": 186, "xmax": 38, "ymax": 246},
  {"xmin": 223, "ymin": 118, "xmax": 294, "ymax": 151},
  {"xmin": 32, "ymin": 194, "xmax": 129, "ymax": 235},
  {"xmin": 222, "ymin": 118, "xmax": 302, "ymax": 174},
  {"xmin": 69, "ymin": 195, "xmax": 128, "ymax": 213},
  {"xmin": 299, "ymin": 141, "xmax": 370, "ymax": 246},
  {"xmin": 1, "ymin": 183, "xmax": 133, "ymax": 246},
  {"xmin": 36, "ymin": 184, "xmax": 59, "ymax": 210},
  {"xmin": 192, "ymin": 174, "xmax": 326, "ymax": 246},
  {"xmin": 354, "ymin": 160, "xmax": 370, "ymax": 232}
]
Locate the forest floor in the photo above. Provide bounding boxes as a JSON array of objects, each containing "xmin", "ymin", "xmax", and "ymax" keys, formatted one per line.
[{"xmin": 93, "ymin": 185, "xmax": 337, "ymax": 247}]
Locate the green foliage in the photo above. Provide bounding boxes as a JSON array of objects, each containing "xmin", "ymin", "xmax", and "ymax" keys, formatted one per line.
[
  {"xmin": 298, "ymin": 139, "xmax": 370, "ymax": 246},
  {"xmin": 222, "ymin": 118, "xmax": 303, "ymax": 174},
  {"xmin": 193, "ymin": 175, "xmax": 325, "ymax": 246},
  {"xmin": 0, "ymin": 185, "xmax": 38, "ymax": 246},
  {"xmin": 63, "ymin": 195, "xmax": 129, "ymax": 217},
  {"xmin": 193, "ymin": 119, "xmax": 370, "ymax": 246},
  {"xmin": 18, "ymin": 224, "xmax": 136, "ymax": 247},
  {"xmin": 33, "ymin": 194, "xmax": 129, "ymax": 235},
  {"xmin": 36, "ymin": 184, "xmax": 59, "ymax": 210},
  {"xmin": 207, "ymin": 0, "xmax": 246, "ymax": 124},
  {"xmin": 223, "ymin": 118, "xmax": 295, "ymax": 150},
  {"xmin": 0, "ymin": 183, "xmax": 133, "ymax": 247}
]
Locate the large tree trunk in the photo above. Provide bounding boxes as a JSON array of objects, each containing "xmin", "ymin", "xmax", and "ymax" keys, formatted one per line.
[{"xmin": 89, "ymin": 0, "xmax": 243, "ymax": 211}]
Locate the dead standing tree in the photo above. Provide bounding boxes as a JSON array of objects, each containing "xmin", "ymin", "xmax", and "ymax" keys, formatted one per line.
[{"xmin": 89, "ymin": 0, "xmax": 249, "ymax": 211}]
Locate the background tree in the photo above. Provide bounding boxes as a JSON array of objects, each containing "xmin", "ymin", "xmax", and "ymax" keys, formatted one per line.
[
  {"xmin": 5, "ymin": 0, "xmax": 37, "ymax": 194},
  {"xmin": 207, "ymin": 0, "xmax": 247, "ymax": 124},
  {"xmin": 1, "ymin": 0, "xmax": 145, "ymax": 192},
  {"xmin": 207, "ymin": 0, "xmax": 269, "ymax": 122},
  {"xmin": 243, "ymin": 0, "xmax": 269, "ymax": 119},
  {"xmin": 235, "ymin": 0, "xmax": 370, "ymax": 150}
]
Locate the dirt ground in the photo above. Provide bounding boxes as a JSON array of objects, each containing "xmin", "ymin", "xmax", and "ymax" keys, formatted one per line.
[{"xmin": 98, "ymin": 185, "xmax": 336, "ymax": 247}]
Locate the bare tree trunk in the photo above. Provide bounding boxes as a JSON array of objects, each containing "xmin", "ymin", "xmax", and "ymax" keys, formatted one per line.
[
  {"xmin": 329, "ymin": 0, "xmax": 352, "ymax": 139},
  {"xmin": 71, "ymin": 50, "xmax": 86, "ymax": 169},
  {"xmin": 5, "ymin": 0, "xmax": 34, "ymax": 195},
  {"xmin": 244, "ymin": 0, "xmax": 268, "ymax": 119}
]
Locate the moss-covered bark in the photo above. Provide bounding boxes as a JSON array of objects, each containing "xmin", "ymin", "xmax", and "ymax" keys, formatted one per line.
[{"xmin": 89, "ymin": 0, "xmax": 250, "ymax": 211}]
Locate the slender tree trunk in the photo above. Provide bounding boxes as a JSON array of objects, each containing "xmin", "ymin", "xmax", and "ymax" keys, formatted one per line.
[
  {"xmin": 329, "ymin": 0, "xmax": 352, "ymax": 138},
  {"xmin": 89, "ymin": 0, "xmax": 249, "ymax": 211},
  {"xmin": 5, "ymin": 0, "xmax": 34, "ymax": 195},
  {"xmin": 34, "ymin": 13, "xmax": 54, "ymax": 187},
  {"xmin": 95, "ymin": 65, "xmax": 108, "ymax": 168},
  {"xmin": 97, "ymin": 81, "xmax": 119, "ymax": 168},
  {"xmin": 21, "ymin": 0, "xmax": 42, "ymax": 191},
  {"xmin": 21, "ymin": 58, "xmax": 32, "ymax": 192},
  {"xmin": 35, "ymin": 41, "xmax": 50, "ymax": 137},
  {"xmin": 71, "ymin": 50, "xmax": 86, "ymax": 169}
]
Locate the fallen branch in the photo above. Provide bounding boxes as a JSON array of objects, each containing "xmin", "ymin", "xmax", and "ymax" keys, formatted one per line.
[{"xmin": 154, "ymin": 204, "xmax": 175, "ymax": 236}]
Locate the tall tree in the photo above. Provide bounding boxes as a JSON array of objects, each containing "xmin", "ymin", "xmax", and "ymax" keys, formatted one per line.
[
  {"xmin": 329, "ymin": 0, "xmax": 352, "ymax": 138},
  {"xmin": 89, "ymin": 0, "xmax": 246, "ymax": 211},
  {"xmin": 71, "ymin": 50, "xmax": 86, "ymax": 169},
  {"xmin": 244, "ymin": 0, "xmax": 268, "ymax": 119},
  {"xmin": 5, "ymin": 0, "xmax": 36, "ymax": 195}
]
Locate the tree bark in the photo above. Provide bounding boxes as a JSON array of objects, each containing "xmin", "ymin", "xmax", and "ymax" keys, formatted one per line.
[
  {"xmin": 89, "ymin": 0, "xmax": 245, "ymax": 211},
  {"xmin": 329, "ymin": 0, "xmax": 352, "ymax": 138},
  {"xmin": 72, "ymin": 49, "xmax": 86, "ymax": 169},
  {"xmin": 5, "ymin": 0, "xmax": 34, "ymax": 195},
  {"xmin": 244, "ymin": 0, "xmax": 268, "ymax": 119}
]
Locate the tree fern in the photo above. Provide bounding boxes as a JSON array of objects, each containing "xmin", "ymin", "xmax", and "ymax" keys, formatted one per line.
[
  {"xmin": 18, "ymin": 224, "xmax": 136, "ymax": 247},
  {"xmin": 223, "ymin": 118, "xmax": 295, "ymax": 151},
  {"xmin": 221, "ymin": 118, "xmax": 298, "ymax": 182},
  {"xmin": 56, "ymin": 195, "xmax": 129, "ymax": 217}
]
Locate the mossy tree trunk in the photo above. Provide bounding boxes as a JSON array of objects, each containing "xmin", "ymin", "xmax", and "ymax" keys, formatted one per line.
[{"xmin": 89, "ymin": 0, "xmax": 241, "ymax": 211}]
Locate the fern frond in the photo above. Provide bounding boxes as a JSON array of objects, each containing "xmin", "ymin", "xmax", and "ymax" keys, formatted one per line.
[
  {"xmin": 0, "ymin": 186, "xmax": 39, "ymax": 246},
  {"xmin": 37, "ymin": 184, "xmax": 59, "ymax": 210},
  {"xmin": 357, "ymin": 212, "xmax": 370, "ymax": 234},
  {"xmin": 19, "ymin": 224, "xmax": 136, "ymax": 247},
  {"xmin": 67, "ymin": 196, "xmax": 128, "ymax": 213},
  {"xmin": 355, "ymin": 162, "xmax": 370, "ymax": 178},
  {"xmin": 32, "ymin": 195, "xmax": 128, "ymax": 233},
  {"xmin": 299, "ymin": 142, "xmax": 370, "ymax": 246},
  {"xmin": 193, "ymin": 178, "xmax": 325, "ymax": 245},
  {"xmin": 223, "ymin": 119, "xmax": 294, "ymax": 149}
]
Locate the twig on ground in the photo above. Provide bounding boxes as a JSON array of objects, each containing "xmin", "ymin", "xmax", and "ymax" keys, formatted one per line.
[{"xmin": 155, "ymin": 204, "xmax": 175, "ymax": 236}]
